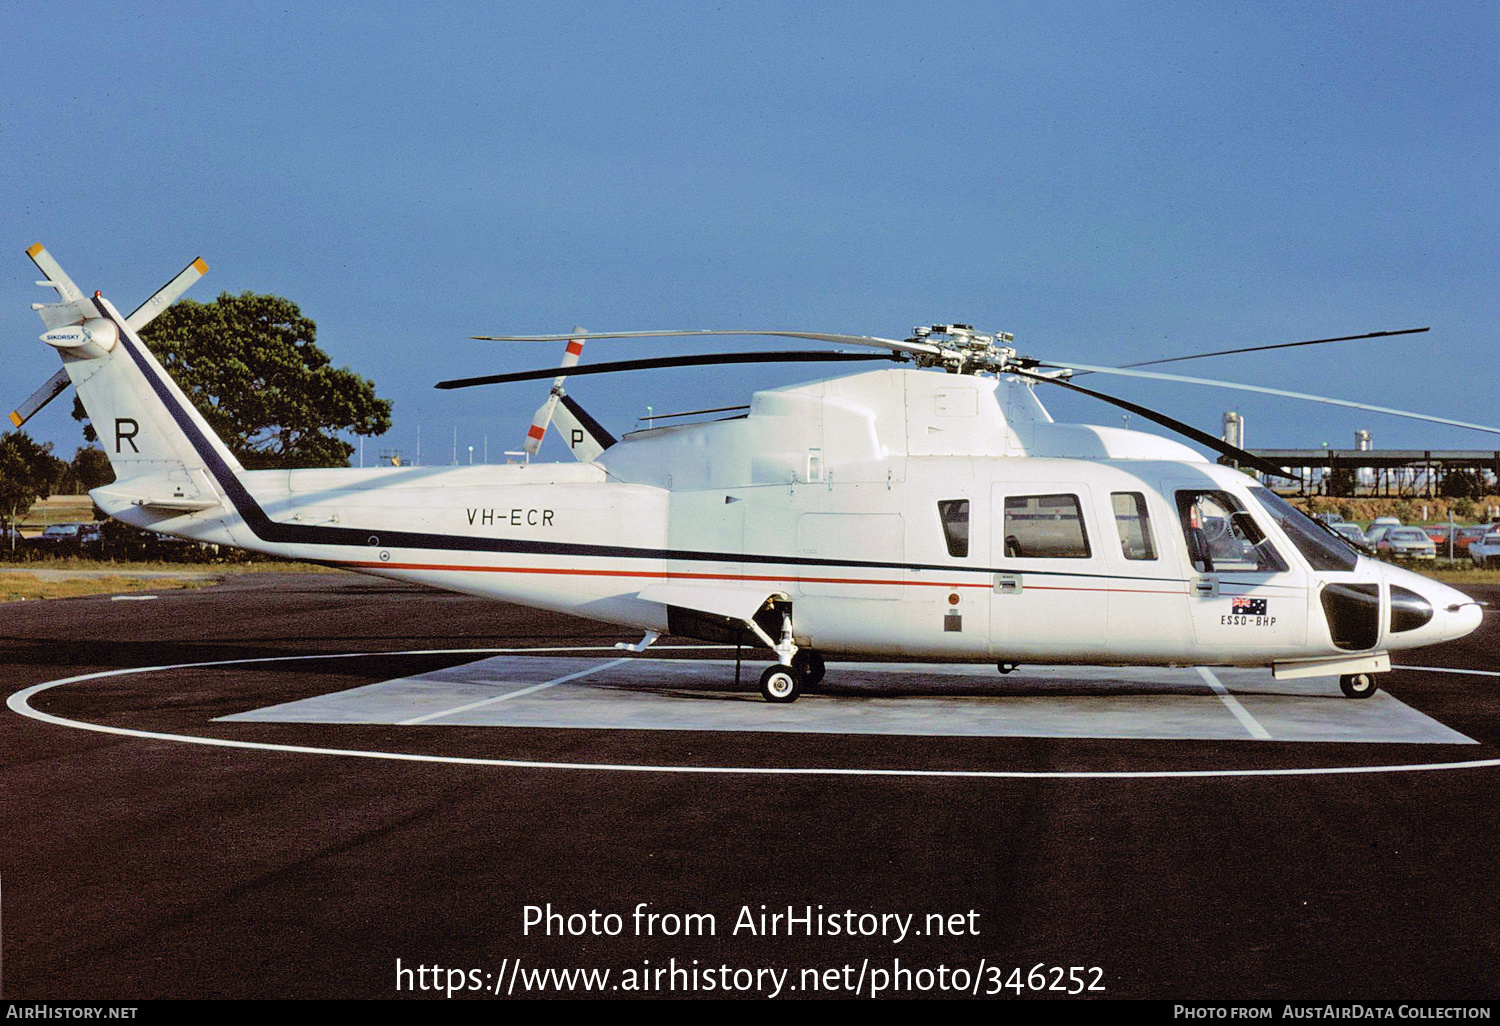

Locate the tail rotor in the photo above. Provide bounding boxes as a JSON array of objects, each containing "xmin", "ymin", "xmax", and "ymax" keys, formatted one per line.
[
  {"xmin": 10, "ymin": 246, "xmax": 207, "ymax": 429},
  {"xmin": 521, "ymin": 327, "xmax": 587, "ymax": 457}
]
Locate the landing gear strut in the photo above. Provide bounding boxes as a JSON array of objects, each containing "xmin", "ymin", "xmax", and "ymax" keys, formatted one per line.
[
  {"xmin": 744, "ymin": 604, "xmax": 809, "ymax": 703},
  {"xmin": 1339, "ymin": 672, "xmax": 1378, "ymax": 699}
]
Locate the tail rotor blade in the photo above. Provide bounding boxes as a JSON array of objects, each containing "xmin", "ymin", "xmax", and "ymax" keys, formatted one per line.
[
  {"xmin": 9, "ymin": 368, "xmax": 71, "ymax": 428},
  {"xmin": 523, "ymin": 393, "xmax": 562, "ymax": 455},
  {"xmin": 521, "ymin": 327, "xmax": 587, "ymax": 455},
  {"xmin": 125, "ymin": 257, "xmax": 209, "ymax": 332}
]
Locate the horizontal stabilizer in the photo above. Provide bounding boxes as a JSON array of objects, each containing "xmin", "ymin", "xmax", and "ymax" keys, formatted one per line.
[
  {"xmin": 92, "ymin": 468, "xmax": 224, "ymax": 518},
  {"xmin": 134, "ymin": 496, "xmax": 222, "ymax": 513},
  {"xmin": 91, "ymin": 485, "xmax": 222, "ymax": 514}
]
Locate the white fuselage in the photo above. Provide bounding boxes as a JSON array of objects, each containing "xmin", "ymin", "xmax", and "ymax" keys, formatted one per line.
[{"xmin": 96, "ymin": 365, "xmax": 1481, "ymax": 670}]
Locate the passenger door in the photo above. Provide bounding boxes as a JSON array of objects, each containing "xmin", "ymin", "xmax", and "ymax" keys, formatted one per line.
[{"xmin": 989, "ymin": 484, "xmax": 1109, "ymax": 660}]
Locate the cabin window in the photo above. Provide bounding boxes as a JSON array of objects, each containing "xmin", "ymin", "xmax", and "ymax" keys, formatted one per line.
[
  {"xmin": 937, "ymin": 499, "xmax": 970, "ymax": 557},
  {"xmin": 1003, "ymin": 494, "xmax": 1091, "ymax": 558},
  {"xmin": 1174, "ymin": 490, "xmax": 1288, "ymax": 574},
  {"xmin": 1111, "ymin": 491, "xmax": 1157, "ymax": 560}
]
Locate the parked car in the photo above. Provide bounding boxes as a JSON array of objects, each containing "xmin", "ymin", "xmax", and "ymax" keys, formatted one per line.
[
  {"xmin": 1425, "ymin": 524, "xmax": 1452, "ymax": 546},
  {"xmin": 1363, "ymin": 525, "xmax": 1392, "ymax": 548},
  {"xmin": 1331, "ymin": 522, "xmax": 1369, "ymax": 548},
  {"xmin": 1454, "ymin": 525, "xmax": 1491, "ymax": 553},
  {"xmin": 1376, "ymin": 526, "xmax": 1437, "ymax": 560},
  {"xmin": 1469, "ymin": 531, "xmax": 1500, "ymax": 568},
  {"xmin": 25, "ymin": 522, "xmax": 104, "ymax": 555}
]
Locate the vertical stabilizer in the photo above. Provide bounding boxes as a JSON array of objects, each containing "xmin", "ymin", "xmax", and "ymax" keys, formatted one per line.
[{"xmin": 63, "ymin": 292, "xmax": 244, "ymax": 476}]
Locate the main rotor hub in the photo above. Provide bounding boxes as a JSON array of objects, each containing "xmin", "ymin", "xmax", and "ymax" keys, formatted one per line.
[{"xmin": 906, "ymin": 324, "xmax": 1019, "ymax": 374}]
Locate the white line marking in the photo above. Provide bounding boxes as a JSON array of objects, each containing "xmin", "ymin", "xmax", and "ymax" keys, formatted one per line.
[
  {"xmin": 398, "ymin": 658, "xmax": 632, "ymax": 724},
  {"xmin": 1394, "ymin": 665, "xmax": 1500, "ymax": 678},
  {"xmin": 1196, "ymin": 666, "xmax": 1274, "ymax": 740},
  {"xmin": 110, "ymin": 595, "xmax": 158, "ymax": 601},
  {"xmin": 8, "ymin": 650, "xmax": 1499, "ymax": 780}
]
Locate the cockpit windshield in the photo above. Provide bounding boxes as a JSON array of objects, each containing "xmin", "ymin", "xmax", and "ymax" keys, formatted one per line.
[{"xmin": 1246, "ymin": 488, "xmax": 1360, "ymax": 572}]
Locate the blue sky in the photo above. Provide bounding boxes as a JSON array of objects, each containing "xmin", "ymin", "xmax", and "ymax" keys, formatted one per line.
[{"xmin": 5, "ymin": 1, "xmax": 1496, "ymax": 465}]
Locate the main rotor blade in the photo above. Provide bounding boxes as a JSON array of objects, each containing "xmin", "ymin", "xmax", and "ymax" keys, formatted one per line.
[
  {"xmin": 1009, "ymin": 367, "xmax": 1296, "ymax": 480},
  {"xmin": 9, "ymin": 368, "xmax": 71, "ymax": 428},
  {"xmin": 437, "ymin": 351, "xmax": 898, "ymax": 390},
  {"xmin": 1032, "ymin": 360, "xmax": 1500, "ymax": 437},
  {"xmin": 473, "ymin": 328, "xmax": 943, "ymax": 359},
  {"xmin": 1114, "ymin": 327, "xmax": 1430, "ymax": 370}
]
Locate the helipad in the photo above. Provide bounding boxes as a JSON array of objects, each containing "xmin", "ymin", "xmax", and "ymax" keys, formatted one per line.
[{"xmin": 220, "ymin": 655, "xmax": 1474, "ymax": 744}]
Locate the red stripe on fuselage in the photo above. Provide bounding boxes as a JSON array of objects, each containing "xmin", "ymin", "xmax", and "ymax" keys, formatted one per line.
[{"xmin": 332, "ymin": 559, "xmax": 1186, "ymax": 594}]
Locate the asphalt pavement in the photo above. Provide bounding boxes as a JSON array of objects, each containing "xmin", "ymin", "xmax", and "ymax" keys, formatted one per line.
[{"xmin": 3, "ymin": 572, "xmax": 1498, "ymax": 1001}]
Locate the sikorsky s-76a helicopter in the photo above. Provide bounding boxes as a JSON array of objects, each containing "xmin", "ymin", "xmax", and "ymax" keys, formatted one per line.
[{"xmin": 13, "ymin": 244, "xmax": 1491, "ymax": 703}]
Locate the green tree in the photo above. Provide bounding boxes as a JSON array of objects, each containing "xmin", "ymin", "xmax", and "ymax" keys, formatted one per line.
[
  {"xmin": 1326, "ymin": 466, "xmax": 1357, "ymax": 498},
  {"xmin": 69, "ymin": 446, "xmax": 116, "ymax": 492},
  {"xmin": 1440, "ymin": 468, "xmax": 1484, "ymax": 500},
  {"xmin": 76, "ymin": 292, "xmax": 392, "ymax": 469},
  {"xmin": 0, "ymin": 431, "xmax": 66, "ymax": 529}
]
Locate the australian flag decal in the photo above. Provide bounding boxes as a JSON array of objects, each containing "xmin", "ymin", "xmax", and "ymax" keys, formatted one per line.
[{"xmin": 1232, "ymin": 597, "xmax": 1268, "ymax": 616}]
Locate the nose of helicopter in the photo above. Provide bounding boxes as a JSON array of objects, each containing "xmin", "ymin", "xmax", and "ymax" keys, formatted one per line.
[{"xmin": 1381, "ymin": 563, "xmax": 1484, "ymax": 648}]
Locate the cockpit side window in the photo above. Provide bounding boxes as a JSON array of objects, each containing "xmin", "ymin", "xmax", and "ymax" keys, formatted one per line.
[
  {"xmin": 1174, "ymin": 490, "xmax": 1288, "ymax": 574},
  {"xmin": 938, "ymin": 499, "xmax": 970, "ymax": 558}
]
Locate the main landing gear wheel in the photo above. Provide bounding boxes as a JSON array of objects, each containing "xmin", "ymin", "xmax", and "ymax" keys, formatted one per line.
[
  {"xmin": 759, "ymin": 664, "xmax": 803, "ymax": 704},
  {"xmin": 791, "ymin": 649, "xmax": 826, "ymax": 688},
  {"xmin": 1339, "ymin": 672, "xmax": 1378, "ymax": 699}
]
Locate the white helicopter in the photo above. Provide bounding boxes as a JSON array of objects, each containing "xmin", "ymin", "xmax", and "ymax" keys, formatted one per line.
[{"xmin": 12, "ymin": 244, "xmax": 1491, "ymax": 704}]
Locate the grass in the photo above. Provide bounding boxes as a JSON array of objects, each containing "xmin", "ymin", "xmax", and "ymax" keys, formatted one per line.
[
  {"xmin": 0, "ymin": 556, "xmax": 338, "ymax": 604},
  {"xmin": 0, "ymin": 554, "xmax": 335, "ymax": 573},
  {"xmin": 0, "ymin": 573, "xmax": 220, "ymax": 604},
  {"xmin": 1421, "ymin": 564, "xmax": 1500, "ymax": 585}
]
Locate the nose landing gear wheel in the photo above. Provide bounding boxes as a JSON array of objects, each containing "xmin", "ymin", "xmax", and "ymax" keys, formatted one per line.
[
  {"xmin": 759, "ymin": 664, "xmax": 803, "ymax": 703},
  {"xmin": 1339, "ymin": 672, "xmax": 1378, "ymax": 699}
]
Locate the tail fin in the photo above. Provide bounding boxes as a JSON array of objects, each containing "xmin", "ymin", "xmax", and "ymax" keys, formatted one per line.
[
  {"xmin": 553, "ymin": 393, "xmax": 616, "ymax": 462},
  {"xmin": 27, "ymin": 244, "xmax": 238, "ymax": 516}
]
